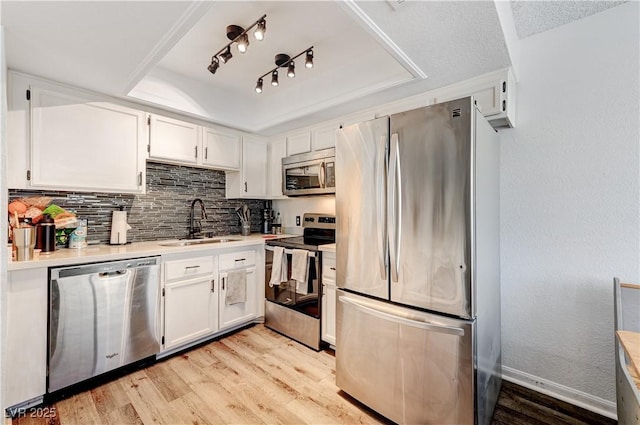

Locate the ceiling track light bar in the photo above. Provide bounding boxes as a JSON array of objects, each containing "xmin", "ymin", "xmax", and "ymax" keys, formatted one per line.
[
  {"xmin": 207, "ymin": 14, "xmax": 266, "ymax": 75},
  {"xmin": 255, "ymin": 46, "xmax": 314, "ymax": 93}
]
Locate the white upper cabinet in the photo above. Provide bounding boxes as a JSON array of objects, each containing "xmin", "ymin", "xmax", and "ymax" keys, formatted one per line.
[
  {"xmin": 148, "ymin": 114, "xmax": 200, "ymax": 165},
  {"xmin": 267, "ymin": 137, "xmax": 287, "ymax": 198},
  {"xmin": 311, "ymin": 122, "xmax": 339, "ymax": 151},
  {"xmin": 286, "ymin": 130, "xmax": 311, "ymax": 155},
  {"xmin": 202, "ymin": 127, "xmax": 241, "ymax": 170},
  {"xmin": 225, "ymin": 135, "xmax": 268, "ymax": 199},
  {"xmin": 28, "ymin": 86, "xmax": 146, "ymax": 194},
  {"xmin": 432, "ymin": 68, "xmax": 516, "ymax": 128}
]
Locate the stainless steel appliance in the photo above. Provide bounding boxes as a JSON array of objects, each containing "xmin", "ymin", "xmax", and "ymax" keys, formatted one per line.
[
  {"xmin": 48, "ymin": 257, "xmax": 161, "ymax": 392},
  {"xmin": 282, "ymin": 148, "xmax": 335, "ymax": 196},
  {"xmin": 335, "ymin": 97, "xmax": 501, "ymax": 425},
  {"xmin": 265, "ymin": 213, "xmax": 335, "ymax": 350}
]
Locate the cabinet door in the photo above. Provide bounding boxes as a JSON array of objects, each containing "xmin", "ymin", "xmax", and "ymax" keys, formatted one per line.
[
  {"xmin": 322, "ymin": 280, "xmax": 337, "ymax": 346},
  {"xmin": 202, "ymin": 128, "xmax": 241, "ymax": 170},
  {"xmin": 267, "ymin": 137, "xmax": 287, "ymax": 198},
  {"xmin": 149, "ymin": 115, "xmax": 200, "ymax": 165},
  {"xmin": 29, "ymin": 87, "xmax": 145, "ymax": 193},
  {"xmin": 312, "ymin": 123, "xmax": 338, "ymax": 151},
  {"xmin": 286, "ymin": 130, "xmax": 311, "ymax": 155},
  {"xmin": 242, "ymin": 136, "xmax": 267, "ymax": 197},
  {"xmin": 5, "ymin": 268, "xmax": 48, "ymax": 408},
  {"xmin": 219, "ymin": 267, "xmax": 256, "ymax": 330},
  {"xmin": 164, "ymin": 275, "xmax": 217, "ymax": 349}
]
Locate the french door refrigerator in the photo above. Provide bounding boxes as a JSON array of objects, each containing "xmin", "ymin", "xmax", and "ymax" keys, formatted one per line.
[{"xmin": 335, "ymin": 97, "xmax": 501, "ymax": 425}]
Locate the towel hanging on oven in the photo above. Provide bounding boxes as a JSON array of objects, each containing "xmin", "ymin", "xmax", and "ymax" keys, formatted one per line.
[
  {"xmin": 291, "ymin": 249, "xmax": 310, "ymax": 295},
  {"xmin": 269, "ymin": 246, "xmax": 288, "ymax": 287}
]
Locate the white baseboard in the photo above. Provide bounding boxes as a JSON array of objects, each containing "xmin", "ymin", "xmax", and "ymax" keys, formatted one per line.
[{"xmin": 501, "ymin": 366, "xmax": 617, "ymax": 420}]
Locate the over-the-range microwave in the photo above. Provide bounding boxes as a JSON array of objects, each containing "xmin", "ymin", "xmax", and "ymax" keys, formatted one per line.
[{"xmin": 282, "ymin": 148, "xmax": 335, "ymax": 196}]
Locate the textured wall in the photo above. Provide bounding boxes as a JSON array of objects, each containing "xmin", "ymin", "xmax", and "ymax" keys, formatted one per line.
[
  {"xmin": 9, "ymin": 162, "xmax": 265, "ymax": 244},
  {"xmin": 499, "ymin": 2, "xmax": 639, "ymax": 404}
]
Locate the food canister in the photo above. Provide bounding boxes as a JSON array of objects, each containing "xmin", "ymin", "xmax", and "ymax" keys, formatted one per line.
[
  {"xmin": 36, "ymin": 214, "xmax": 56, "ymax": 253},
  {"xmin": 69, "ymin": 219, "xmax": 88, "ymax": 249}
]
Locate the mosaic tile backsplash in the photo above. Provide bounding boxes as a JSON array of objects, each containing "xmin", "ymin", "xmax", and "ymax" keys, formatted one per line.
[{"xmin": 9, "ymin": 162, "xmax": 265, "ymax": 244}]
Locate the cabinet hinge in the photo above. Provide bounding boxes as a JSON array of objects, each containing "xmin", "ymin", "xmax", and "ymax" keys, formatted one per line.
[
  {"xmin": 26, "ymin": 170, "xmax": 31, "ymax": 181},
  {"xmin": 502, "ymin": 81, "xmax": 506, "ymax": 93},
  {"xmin": 26, "ymin": 89, "xmax": 31, "ymax": 101},
  {"xmin": 502, "ymin": 100, "xmax": 506, "ymax": 112}
]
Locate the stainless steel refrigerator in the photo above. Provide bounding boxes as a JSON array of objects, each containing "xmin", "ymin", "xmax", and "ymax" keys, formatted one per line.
[{"xmin": 335, "ymin": 97, "xmax": 501, "ymax": 425}]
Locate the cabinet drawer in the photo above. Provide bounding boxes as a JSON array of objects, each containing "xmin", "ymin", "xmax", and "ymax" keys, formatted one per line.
[
  {"xmin": 219, "ymin": 250, "xmax": 256, "ymax": 270},
  {"xmin": 322, "ymin": 252, "xmax": 336, "ymax": 280},
  {"xmin": 165, "ymin": 256, "xmax": 214, "ymax": 281}
]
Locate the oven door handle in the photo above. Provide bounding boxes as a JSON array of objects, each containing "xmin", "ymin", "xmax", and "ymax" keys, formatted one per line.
[{"xmin": 265, "ymin": 246, "xmax": 318, "ymax": 257}]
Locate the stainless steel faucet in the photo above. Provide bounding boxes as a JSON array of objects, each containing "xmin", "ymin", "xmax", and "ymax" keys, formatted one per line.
[{"xmin": 188, "ymin": 198, "xmax": 208, "ymax": 239}]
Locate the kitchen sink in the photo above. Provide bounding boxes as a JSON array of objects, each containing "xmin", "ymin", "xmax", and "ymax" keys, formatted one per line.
[{"xmin": 157, "ymin": 237, "xmax": 241, "ymax": 247}]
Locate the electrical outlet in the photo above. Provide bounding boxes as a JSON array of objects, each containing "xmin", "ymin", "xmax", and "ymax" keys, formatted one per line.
[{"xmin": 296, "ymin": 216, "xmax": 301, "ymax": 226}]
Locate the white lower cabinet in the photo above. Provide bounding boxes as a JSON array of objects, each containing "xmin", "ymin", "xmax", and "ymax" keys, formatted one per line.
[
  {"xmin": 5, "ymin": 268, "xmax": 48, "ymax": 409},
  {"xmin": 163, "ymin": 254, "xmax": 218, "ymax": 350},
  {"xmin": 321, "ymin": 251, "xmax": 337, "ymax": 346},
  {"xmin": 219, "ymin": 250, "xmax": 257, "ymax": 330}
]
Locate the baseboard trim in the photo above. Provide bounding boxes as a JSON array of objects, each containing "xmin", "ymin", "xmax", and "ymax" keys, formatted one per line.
[{"xmin": 501, "ymin": 366, "xmax": 617, "ymax": 420}]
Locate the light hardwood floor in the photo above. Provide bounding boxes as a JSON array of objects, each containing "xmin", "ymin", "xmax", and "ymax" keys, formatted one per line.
[{"xmin": 8, "ymin": 324, "xmax": 615, "ymax": 425}]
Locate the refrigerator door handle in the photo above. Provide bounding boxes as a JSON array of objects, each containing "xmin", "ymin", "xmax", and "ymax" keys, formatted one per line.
[
  {"xmin": 388, "ymin": 133, "xmax": 401, "ymax": 283},
  {"xmin": 339, "ymin": 296, "xmax": 465, "ymax": 336},
  {"xmin": 376, "ymin": 135, "xmax": 388, "ymax": 280}
]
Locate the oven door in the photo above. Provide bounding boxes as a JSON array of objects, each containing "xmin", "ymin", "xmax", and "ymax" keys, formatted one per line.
[{"xmin": 265, "ymin": 246, "xmax": 320, "ymax": 318}]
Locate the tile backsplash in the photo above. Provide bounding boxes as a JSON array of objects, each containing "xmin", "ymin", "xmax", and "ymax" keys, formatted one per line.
[{"xmin": 9, "ymin": 162, "xmax": 265, "ymax": 244}]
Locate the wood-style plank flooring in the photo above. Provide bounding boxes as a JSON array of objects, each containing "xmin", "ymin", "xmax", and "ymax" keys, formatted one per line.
[{"xmin": 9, "ymin": 324, "xmax": 615, "ymax": 425}]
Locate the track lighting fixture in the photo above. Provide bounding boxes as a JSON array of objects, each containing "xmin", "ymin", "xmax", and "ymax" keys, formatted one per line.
[
  {"xmin": 207, "ymin": 56, "xmax": 220, "ymax": 75},
  {"xmin": 206, "ymin": 14, "xmax": 266, "ymax": 74},
  {"xmin": 255, "ymin": 47, "xmax": 314, "ymax": 93}
]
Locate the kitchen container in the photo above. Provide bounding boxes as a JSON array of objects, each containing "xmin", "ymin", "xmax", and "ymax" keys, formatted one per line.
[
  {"xmin": 68, "ymin": 219, "xmax": 87, "ymax": 248},
  {"xmin": 36, "ymin": 214, "xmax": 56, "ymax": 253},
  {"xmin": 241, "ymin": 223, "xmax": 251, "ymax": 236},
  {"xmin": 13, "ymin": 227, "xmax": 36, "ymax": 261}
]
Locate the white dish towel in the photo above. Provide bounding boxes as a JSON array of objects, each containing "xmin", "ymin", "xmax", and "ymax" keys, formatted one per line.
[
  {"xmin": 291, "ymin": 249, "xmax": 310, "ymax": 295},
  {"xmin": 225, "ymin": 269, "xmax": 247, "ymax": 305},
  {"xmin": 269, "ymin": 247, "xmax": 288, "ymax": 287}
]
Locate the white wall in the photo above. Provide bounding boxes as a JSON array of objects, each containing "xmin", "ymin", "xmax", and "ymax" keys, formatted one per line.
[
  {"xmin": 499, "ymin": 1, "xmax": 639, "ymax": 415},
  {"xmin": 272, "ymin": 196, "xmax": 335, "ymax": 234},
  {"xmin": 0, "ymin": 24, "xmax": 8, "ymax": 411}
]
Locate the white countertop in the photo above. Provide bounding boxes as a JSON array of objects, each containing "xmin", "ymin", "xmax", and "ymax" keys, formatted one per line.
[
  {"xmin": 319, "ymin": 243, "xmax": 336, "ymax": 253},
  {"xmin": 8, "ymin": 233, "xmax": 297, "ymax": 271}
]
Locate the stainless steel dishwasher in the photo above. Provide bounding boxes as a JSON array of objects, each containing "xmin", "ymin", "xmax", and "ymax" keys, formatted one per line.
[{"xmin": 48, "ymin": 256, "xmax": 161, "ymax": 392}]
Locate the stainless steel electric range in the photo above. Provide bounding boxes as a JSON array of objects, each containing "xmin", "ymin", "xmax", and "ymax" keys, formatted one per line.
[{"xmin": 264, "ymin": 213, "xmax": 335, "ymax": 350}]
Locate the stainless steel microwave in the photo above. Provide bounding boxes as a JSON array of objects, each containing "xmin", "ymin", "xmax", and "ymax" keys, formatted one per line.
[{"xmin": 282, "ymin": 148, "xmax": 335, "ymax": 196}]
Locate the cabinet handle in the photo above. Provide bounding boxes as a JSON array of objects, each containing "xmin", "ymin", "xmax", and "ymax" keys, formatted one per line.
[
  {"xmin": 195, "ymin": 145, "xmax": 198, "ymax": 159},
  {"xmin": 138, "ymin": 172, "xmax": 143, "ymax": 186},
  {"xmin": 244, "ymin": 182, "xmax": 248, "ymax": 193},
  {"xmin": 222, "ymin": 277, "xmax": 226, "ymax": 290},
  {"xmin": 185, "ymin": 265, "xmax": 200, "ymax": 270},
  {"xmin": 211, "ymin": 279, "xmax": 215, "ymax": 293},
  {"xmin": 330, "ymin": 267, "xmax": 336, "ymax": 271},
  {"xmin": 235, "ymin": 258, "xmax": 246, "ymax": 262},
  {"xmin": 205, "ymin": 147, "xmax": 208, "ymax": 160}
]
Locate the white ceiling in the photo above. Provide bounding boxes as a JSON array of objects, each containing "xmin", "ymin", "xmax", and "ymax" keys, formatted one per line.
[{"xmin": 0, "ymin": 1, "xmax": 629, "ymax": 135}]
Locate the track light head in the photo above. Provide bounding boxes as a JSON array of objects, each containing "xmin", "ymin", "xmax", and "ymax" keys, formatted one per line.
[
  {"xmin": 207, "ymin": 56, "xmax": 220, "ymax": 74},
  {"xmin": 271, "ymin": 70, "xmax": 279, "ymax": 87},
  {"xmin": 220, "ymin": 46, "xmax": 233, "ymax": 64},
  {"xmin": 255, "ymin": 78, "xmax": 263, "ymax": 93},
  {"xmin": 287, "ymin": 61, "xmax": 295, "ymax": 78},
  {"xmin": 237, "ymin": 33, "xmax": 249, "ymax": 53},
  {"xmin": 305, "ymin": 50, "xmax": 314, "ymax": 68},
  {"xmin": 254, "ymin": 20, "xmax": 266, "ymax": 41}
]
